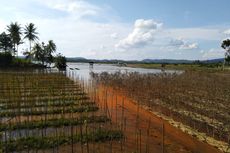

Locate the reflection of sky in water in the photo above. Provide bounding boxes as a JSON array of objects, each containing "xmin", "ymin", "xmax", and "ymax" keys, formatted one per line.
[{"xmin": 67, "ymin": 63, "xmax": 181, "ymax": 81}]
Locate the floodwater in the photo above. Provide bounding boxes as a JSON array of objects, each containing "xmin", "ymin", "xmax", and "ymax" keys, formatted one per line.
[{"xmin": 67, "ymin": 63, "xmax": 180, "ymax": 81}]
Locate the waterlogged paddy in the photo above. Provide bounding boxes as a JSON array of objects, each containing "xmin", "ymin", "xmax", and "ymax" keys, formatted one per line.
[{"xmin": 0, "ymin": 72, "xmax": 123, "ymax": 153}]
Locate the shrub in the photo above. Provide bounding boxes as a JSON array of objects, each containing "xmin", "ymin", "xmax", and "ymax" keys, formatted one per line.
[
  {"xmin": 12, "ymin": 58, "xmax": 31, "ymax": 67},
  {"xmin": 55, "ymin": 53, "xmax": 66, "ymax": 70},
  {"xmin": 0, "ymin": 52, "xmax": 13, "ymax": 66}
]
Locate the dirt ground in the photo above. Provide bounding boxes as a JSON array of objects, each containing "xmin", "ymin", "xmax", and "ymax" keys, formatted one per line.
[
  {"xmin": 19, "ymin": 85, "xmax": 223, "ymax": 153},
  {"xmin": 96, "ymin": 85, "xmax": 222, "ymax": 153}
]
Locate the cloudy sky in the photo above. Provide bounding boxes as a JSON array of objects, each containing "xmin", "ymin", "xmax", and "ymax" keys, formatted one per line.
[{"xmin": 0, "ymin": 0, "xmax": 230, "ymax": 60}]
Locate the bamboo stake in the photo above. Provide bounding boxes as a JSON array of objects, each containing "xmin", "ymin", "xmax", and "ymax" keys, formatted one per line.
[{"xmin": 162, "ymin": 122, "xmax": 164, "ymax": 153}]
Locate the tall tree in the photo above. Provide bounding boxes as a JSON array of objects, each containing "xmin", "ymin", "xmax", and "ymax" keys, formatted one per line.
[
  {"xmin": 0, "ymin": 32, "xmax": 13, "ymax": 53},
  {"xmin": 46, "ymin": 40, "xmax": 56, "ymax": 54},
  {"xmin": 221, "ymin": 39, "xmax": 230, "ymax": 70},
  {"xmin": 7, "ymin": 22, "xmax": 22, "ymax": 56},
  {"xmin": 24, "ymin": 23, "xmax": 39, "ymax": 53},
  {"xmin": 32, "ymin": 40, "xmax": 56, "ymax": 66},
  {"xmin": 45, "ymin": 40, "xmax": 56, "ymax": 65},
  {"xmin": 33, "ymin": 43, "xmax": 45, "ymax": 65}
]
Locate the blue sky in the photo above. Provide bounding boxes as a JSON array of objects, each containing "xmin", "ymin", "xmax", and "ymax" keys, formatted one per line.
[
  {"xmin": 88, "ymin": 0, "xmax": 230, "ymax": 27},
  {"xmin": 0, "ymin": 0, "xmax": 230, "ymax": 60}
]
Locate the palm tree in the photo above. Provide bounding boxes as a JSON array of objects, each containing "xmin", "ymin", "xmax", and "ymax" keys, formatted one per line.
[
  {"xmin": 33, "ymin": 43, "xmax": 45, "ymax": 65},
  {"xmin": 24, "ymin": 23, "xmax": 39, "ymax": 53},
  {"xmin": 32, "ymin": 41, "xmax": 57, "ymax": 66},
  {"xmin": 7, "ymin": 22, "xmax": 22, "ymax": 56},
  {"xmin": 45, "ymin": 40, "xmax": 56, "ymax": 65},
  {"xmin": 46, "ymin": 40, "xmax": 56, "ymax": 54}
]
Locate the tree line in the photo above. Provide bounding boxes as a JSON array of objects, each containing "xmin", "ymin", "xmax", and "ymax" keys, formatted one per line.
[{"xmin": 0, "ymin": 22, "xmax": 66, "ymax": 69}]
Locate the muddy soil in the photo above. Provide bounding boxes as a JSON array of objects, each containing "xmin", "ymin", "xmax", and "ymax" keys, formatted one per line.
[{"xmin": 96, "ymin": 85, "xmax": 221, "ymax": 153}]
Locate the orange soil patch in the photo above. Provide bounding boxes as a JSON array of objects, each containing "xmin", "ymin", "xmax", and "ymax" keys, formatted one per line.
[{"xmin": 96, "ymin": 85, "xmax": 222, "ymax": 153}]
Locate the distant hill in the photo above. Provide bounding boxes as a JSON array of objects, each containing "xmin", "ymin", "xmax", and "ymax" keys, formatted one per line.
[
  {"xmin": 65, "ymin": 57, "xmax": 224, "ymax": 64},
  {"xmin": 66, "ymin": 57, "xmax": 89, "ymax": 62},
  {"xmin": 141, "ymin": 59, "xmax": 193, "ymax": 64},
  {"xmin": 202, "ymin": 58, "xmax": 224, "ymax": 63},
  {"xmin": 66, "ymin": 57, "xmax": 139, "ymax": 64}
]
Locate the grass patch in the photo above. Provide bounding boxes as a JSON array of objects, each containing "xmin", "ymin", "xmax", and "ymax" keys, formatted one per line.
[
  {"xmin": 0, "ymin": 106, "xmax": 99, "ymax": 117},
  {"xmin": 1, "ymin": 129, "xmax": 123, "ymax": 152},
  {"xmin": 0, "ymin": 116, "xmax": 109, "ymax": 131},
  {"xmin": 0, "ymin": 101, "xmax": 95, "ymax": 110}
]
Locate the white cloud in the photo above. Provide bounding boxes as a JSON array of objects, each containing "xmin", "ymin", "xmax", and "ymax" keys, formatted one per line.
[
  {"xmin": 201, "ymin": 48, "xmax": 224, "ymax": 59},
  {"xmin": 45, "ymin": 0, "xmax": 100, "ymax": 17},
  {"xmin": 110, "ymin": 33, "xmax": 118, "ymax": 39},
  {"xmin": 181, "ymin": 43, "xmax": 198, "ymax": 50},
  {"xmin": 34, "ymin": 0, "xmax": 116, "ymax": 21},
  {"xmin": 169, "ymin": 38, "xmax": 198, "ymax": 50},
  {"xmin": 27, "ymin": 18, "xmax": 129, "ymax": 58},
  {"xmin": 0, "ymin": 20, "xmax": 6, "ymax": 32},
  {"xmin": 0, "ymin": 0, "xmax": 130, "ymax": 59},
  {"xmin": 0, "ymin": 0, "xmax": 228, "ymax": 60},
  {"xmin": 115, "ymin": 19, "xmax": 162, "ymax": 49},
  {"xmin": 167, "ymin": 28, "xmax": 223, "ymax": 41},
  {"xmin": 223, "ymin": 29, "xmax": 230, "ymax": 35}
]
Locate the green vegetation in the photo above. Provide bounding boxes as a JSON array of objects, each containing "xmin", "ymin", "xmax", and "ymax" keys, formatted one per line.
[
  {"xmin": 7, "ymin": 22, "xmax": 22, "ymax": 56},
  {"xmin": 221, "ymin": 39, "xmax": 230, "ymax": 70},
  {"xmin": 2, "ymin": 129, "xmax": 123, "ymax": 152},
  {"xmin": 0, "ymin": 116, "xmax": 109, "ymax": 131},
  {"xmin": 0, "ymin": 101, "xmax": 94, "ymax": 110},
  {"xmin": 32, "ymin": 40, "xmax": 56, "ymax": 66},
  {"xmin": 128, "ymin": 62, "xmax": 228, "ymax": 71},
  {"xmin": 0, "ymin": 21, "xmax": 66, "ymax": 69},
  {"xmin": 55, "ymin": 53, "xmax": 67, "ymax": 70},
  {"xmin": 0, "ymin": 71, "xmax": 123, "ymax": 152},
  {"xmin": 0, "ymin": 52, "xmax": 13, "ymax": 66},
  {"xmin": 24, "ymin": 23, "xmax": 39, "ymax": 54},
  {"xmin": 0, "ymin": 32, "xmax": 13, "ymax": 52},
  {"xmin": 0, "ymin": 105, "xmax": 99, "ymax": 117}
]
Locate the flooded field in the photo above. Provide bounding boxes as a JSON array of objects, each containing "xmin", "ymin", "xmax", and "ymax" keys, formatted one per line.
[
  {"xmin": 0, "ymin": 71, "xmax": 122, "ymax": 153},
  {"xmin": 66, "ymin": 63, "xmax": 226, "ymax": 153},
  {"xmin": 67, "ymin": 63, "xmax": 180, "ymax": 80},
  {"xmin": 0, "ymin": 64, "xmax": 227, "ymax": 153}
]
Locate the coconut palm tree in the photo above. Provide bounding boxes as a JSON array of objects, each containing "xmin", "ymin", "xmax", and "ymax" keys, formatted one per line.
[
  {"xmin": 7, "ymin": 22, "xmax": 22, "ymax": 56},
  {"xmin": 32, "ymin": 41, "xmax": 57, "ymax": 66},
  {"xmin": 33, "ymin": 43, "xmax": 45, "ymax": 65},
  {"xmin": 46, "ymin": 40, "xmax": 56, "ymax": 54},
  {"xmin": 45, "ymin": 40, "xmax": 56, "ymax": 65},
  {"xmin": 24, "ymin": 23, "xmax": 39, "ymax": 53}
]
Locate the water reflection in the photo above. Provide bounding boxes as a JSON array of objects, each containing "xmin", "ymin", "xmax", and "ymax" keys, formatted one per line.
[{"xmin": 67, "ymin": 63, "xmax": 181, "ymax": 81}]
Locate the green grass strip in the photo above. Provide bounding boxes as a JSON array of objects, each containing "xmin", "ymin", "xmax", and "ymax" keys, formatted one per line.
[
  {"xmin": 1, "ymin": 129, "xmax": 123, "ymax": 152},
  {"xmin": 0, "ymin": 95, "xmax": 89, "ymax": 105},
  {"xmin": 0, "ymin": 106, "xmax": 99, "ymax": 117},
  {"xmin": 0, "ymin": 101, "xmax": 95, "ymax": 110},
  {"xmin": 0, "ymin": 116, "xmax": 109, "ymax": 131}
]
